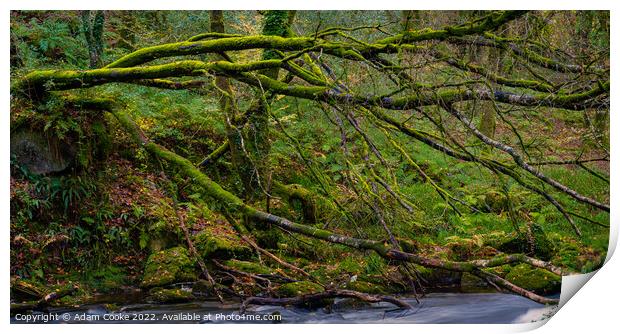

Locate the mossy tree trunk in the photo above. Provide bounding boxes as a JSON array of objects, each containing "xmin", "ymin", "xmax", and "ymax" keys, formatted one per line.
[
  {"xmin": 241, "ymin": 10, "xmax": 296, "ymax": 203},
  {"xmin": 81, "ymin": 10, "xmax": 105, "ymax": 68},
  {"xmin": 208, "ymin": 10, "xmax": 254, "ymax": 202},
  {"xmin": 116, "ymin": 11, "xmax": 137, "ymax": 51}
]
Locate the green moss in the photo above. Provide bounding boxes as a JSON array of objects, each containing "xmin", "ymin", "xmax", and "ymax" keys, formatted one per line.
[
  {"xmin": 496, "ymin": 224, "xmax": 555, "ymax": 261},
  {"xmin": 275, "ymin": 281, "xmax": 324, "ymax": 297},
  {"xmin": 141, "ymin": 246, "xmax": 197, "ymax": 288},
  {"xmin": 91, "ymin": 120, "xmax": 111, "ymax": 158},
  {"xmin": 345, "ymin": 280, "xmax": 387, "ymax": 294},
  {"xmin": 414, "ymin": 265, "xmax": 461, "ymax": 288},
  {"xmin": 147, "ymin": 216, "xmax": 180, "ymax": 252},
  {"xmin": 146, "ymin": 287, "xmax": 194, "ymax": 304},
  {"xmin": 337, "ymin": 256, "xmax": 364, "ymax": 275},
  {"xmin": 86, "ymin": 265, "xmax": 127, "ymax": 292},
  {"xmin": 223, "ymin": 259, "xmax": 273, "ymax": 275},
  {"xmin": 505, "ymin": 264, "xmax": 561, "ymax": 295},
  {"xmin": 308, "ymin": 267, "xmax": 332, "ymax": 282},
  {"xmin": 190, "ymin": 279, "xmax": 212, "ymax": 297},
  {"xmin": 253, "ymin": 229, "xmax": 283, "ymax": 250},
  {"xmin": 193, "ymin": 231, "xmax": 252, "ymax": 260}
]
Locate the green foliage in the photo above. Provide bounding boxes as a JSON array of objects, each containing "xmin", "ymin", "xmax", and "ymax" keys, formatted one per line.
[
  {"xmin": 575, "ymin": 11, "xmax": 609, "ymax": 50},
  {"xmin": 364, "ymin": 252, "xmax": 387, "ymax": 276},
  {"xmin": 11, "ymin": 13, "xmax": 87, "ymax": 68},
  {"xmin": 33, "ymin": 175, "xmax": 96, "ymax": 212},
  {"xmin": 82, "ymin": 265, "xmax": 127, "ymax": 292}
]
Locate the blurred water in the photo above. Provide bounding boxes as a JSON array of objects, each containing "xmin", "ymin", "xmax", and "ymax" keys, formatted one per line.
[{"xmin": 11, "ymin": 292, "xmax": 558, "ymax": 324}]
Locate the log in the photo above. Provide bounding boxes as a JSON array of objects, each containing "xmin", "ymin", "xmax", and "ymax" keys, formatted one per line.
[{"xmin": 11, "ymin": 284, "xmax": 77, "ymax": 312}]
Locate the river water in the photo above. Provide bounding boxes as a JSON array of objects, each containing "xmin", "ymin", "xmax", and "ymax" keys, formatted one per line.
[{"xmin": 11, "ymin": 292, "xmax": 558, "ymax": 324}]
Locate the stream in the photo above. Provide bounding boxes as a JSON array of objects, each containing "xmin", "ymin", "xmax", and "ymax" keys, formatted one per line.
[{"xmin": 11, "ymin": 292, "xmax": 559, "ymax": 324}]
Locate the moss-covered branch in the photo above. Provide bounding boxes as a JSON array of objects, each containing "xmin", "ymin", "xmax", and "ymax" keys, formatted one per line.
[
  {"xmin": 432, "ymin": 49, "xmax": 555, "ymax": 92},
  {"xmin": 13, "ymin": 59, "xmax": 284, "ymax": 97},
  {"xmin": 375, "ymin": 11, "xmax": 527, "ymax": 45},
  {"xmin": 198, "ymin": 141, "xmax": 230, "ymax": 167}
]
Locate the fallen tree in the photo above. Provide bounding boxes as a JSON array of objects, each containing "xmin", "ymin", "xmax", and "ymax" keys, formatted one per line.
[{"xmin": 10, "ymin": 284, "xmax": 78, "ymax": 313}]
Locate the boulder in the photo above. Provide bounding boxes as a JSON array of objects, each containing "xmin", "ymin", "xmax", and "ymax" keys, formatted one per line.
[
  {"xmin": 193, "ymin": 232, "xmax": 252, "ymax": 260},
  {"xmin": 496, "ymin": 224, "xmax": 555, "ymax": 261},
  {"xmin": 141, "ymin": 247, "xmax": 197, "ymax": 288},
  {"xmin": 275, "ymin": 281, "xmax": 324, "ymax": 298},
  {"xmin": 146, "ymin": 287, "xmax": 195, "ymax": 304},
  {"xmin": 505, "ymin": 264, "xmax": 561, "ymax": 295},
  {"xmin": 459, "ymin": 272, "xmax": 491, "ymax": 293},
  {"xmin": 10, "ymin": 129, "xmax": 76, "ymax": 175}
]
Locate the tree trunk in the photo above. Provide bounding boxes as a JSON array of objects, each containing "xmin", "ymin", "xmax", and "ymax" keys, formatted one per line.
[
  {"xmin": 237, "ymin": 10, "xmax": 296, "ymax": 203},
  {"xmin": 208, "ymin": 10, "xmax": 254, "ymax": 201},
  {"xmin": 81, "ymin": 10, "xmax": 105, "ymax": 68}
]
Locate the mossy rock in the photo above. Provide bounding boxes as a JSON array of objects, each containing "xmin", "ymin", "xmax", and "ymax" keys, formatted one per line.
[
  {"xmin": 253, "ymin": 229, "xmax": 283, "ymax": 250},
  {"xmin": 496, "ymin": 224, "xmax": 555, "ymax": 261},
  {"xmin": 445, "ymin": 236, "xmax": 482, "ymax": 261},
  {"xmin": 87, "ymin": 265, "xmax": 127, "ymax": 292},
  {"xmin": 190, "ymin": 279, "xmax": 212, "ymax": 298},
  {"xmin": 505, "ymin": 264, "xmax": 561, "ymax": 295},
  {"xmin": 146, "ymin": 288, "xmax": 194, "ymax": 304},
  {"xmin": 345, "ymin": 280, "xmax": 387, "ymax": 294},
  {"xmin": 415, "ymin": 266, "xmax": 461, "ymax": 288},
  {"xmin": 276, "ymin": 281, "xmax": 329, "ymax": 309},
  {"xmin": 275, "ymin": 281, "xmax": 324, "ymax": 298},
  {"xmin": 332, "ymin": 298, "xmax": 371, "ymax": 311},
  {"xmin": 223, "ymin": 259, "xmax": 273, "ymax": 275},
  {"xmin": 482, "ymin": 191, "xmax": 510, "ymax": 212},
  {"xmin": 193, "ymin": 232, "xmax": 252, "ymax": 260},
  {"xmin": 147, "ymin": 219, "xmax": 180, "ymax": 252},
  {"xmin": 460, "ymin": 272, "xmax": 492, "ymax": 293},
  {"xmin": 141, "ymin": 247, "xmax": 197, "ymax": 288},
  {"xmin": 10, "ymin": 128, "xmax": 76, "ymax": 175}
]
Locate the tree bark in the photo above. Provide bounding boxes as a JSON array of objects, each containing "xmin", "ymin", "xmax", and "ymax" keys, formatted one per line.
[{"xmin": 81, "ymin": 10, "xmax": 105, "ymax": 68}]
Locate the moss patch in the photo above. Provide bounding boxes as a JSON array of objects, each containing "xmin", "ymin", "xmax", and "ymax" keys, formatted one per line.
[
  {"xmin": 146, "ymin": 287, "xmax": 194, "ymax": 304},
  {"xmin": 505, "ymin": 264, "xmax": 561, "ymax": 295},
  {"xmin": 141, "ymin": 246, "xmax": 197, "ymax": 288},
  {"xmin": 193, "ymin": 232, "xmax": 252, "ymax": 260},
  {"xmin": 275, "ymin": 281, "xmax": 324, "ymax": 297},
  {"xmin": 345, "ymin": 280, "xmax": 387, "ymax": 294},
  {"xmin": 223, "ymin": 259, "xmax": 273, "ymax": 275},
  {"xmin": 460, "ymin": 272, "xmax": 491, "ymax": 293},
  {"xmin": 496, "ymin": 224, "xmax": 555, "ymax": 261}
]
